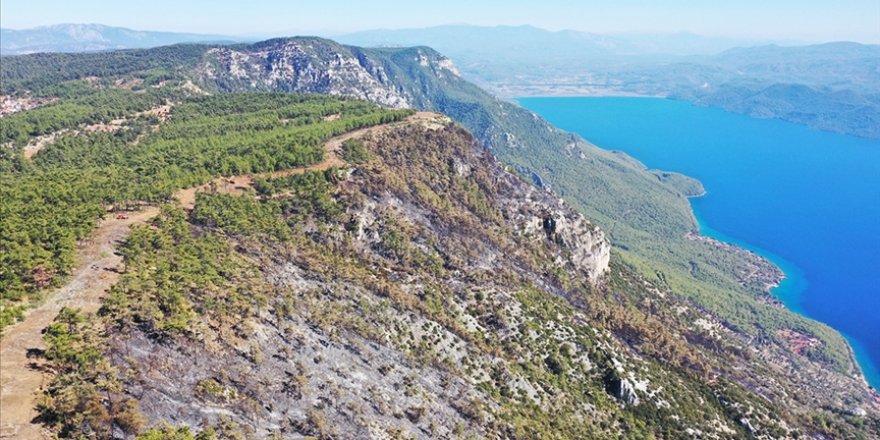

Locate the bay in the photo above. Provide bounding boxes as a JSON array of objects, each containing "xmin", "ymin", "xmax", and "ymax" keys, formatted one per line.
[{"xmin": 519, "ymin": 96, "xmax": 880, "ymax": 388}]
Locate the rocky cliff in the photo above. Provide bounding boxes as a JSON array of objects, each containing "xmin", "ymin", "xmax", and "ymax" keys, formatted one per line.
[{"xmin": 195, "ymin": 38, "xmax": 462, "ymax": 110}]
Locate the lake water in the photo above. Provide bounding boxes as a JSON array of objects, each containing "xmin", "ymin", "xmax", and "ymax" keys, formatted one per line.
[{"xmin": 519, "ymin": 97, "xmax": 880, "ymax": 389}]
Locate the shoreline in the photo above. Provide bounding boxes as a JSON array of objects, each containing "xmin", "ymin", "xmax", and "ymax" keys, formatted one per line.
[
  {"xmin": 689, "ymin": 192, "xmax": 879, "ymax": 390},
  {"xmin": 502, "ymin": 90, "xmax": 667, "ymax": 99},
  {"xmin": 846, "ymin": 334, "xmax": 880, "ymax": 392},
  {"xmin": 509, "ymin": 93, "xmax": 880, "ymax": 140},
  {"xmin": 491, "ymin": 84, "xmax": 666, "ymax": 99},
  {"xmin": 516, "ymin": 94, "xmax": 880, "ymax": 391}
]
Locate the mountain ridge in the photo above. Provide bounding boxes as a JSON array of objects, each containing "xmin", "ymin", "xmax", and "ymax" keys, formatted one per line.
[
  {"xmin": 1, "ymin": 37, "xmax": 878, "ymax": 438},
  {"xmin": 8, "ymin": 23, "xmax": 877, "ymax": 138}
]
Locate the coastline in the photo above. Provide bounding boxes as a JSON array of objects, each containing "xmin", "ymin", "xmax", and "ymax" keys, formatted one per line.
[
  {"xmin": 517, "ymin": 95, "xmax": 880, "ymax": 392},
  {"xmin": 508, "ymin": 88, "xmax": 879, "ymax": 140},
  {"xmin": 847, "ymin": 335, "xmax": 880, "ymax": 392},
  {"xmin": 504, "ymin": 91, "xmax": 665, "ymax": 98},
  {"xmin": 690, "ymin": 194, "xmax": 879, "ymax": 390},
  {"xmin": 490, "ymin": 84, "xmax": 666, "ymax": 99},
  {"xmin": 692, "ymin": 203, "xmax": 807, "ymax": 310}
]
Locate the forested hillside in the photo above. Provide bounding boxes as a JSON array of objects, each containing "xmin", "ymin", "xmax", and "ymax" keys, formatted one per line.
[
  {"xmin": 0, "ymin": 88, "xmax": 865, "ymax": 438},
  {"xmin": 1, "ymin": 85, "xmax": 409, "ymax": 328},
  {"xmin": 1, "ymin": 39, "xmax": 878, "ymax": 438}
]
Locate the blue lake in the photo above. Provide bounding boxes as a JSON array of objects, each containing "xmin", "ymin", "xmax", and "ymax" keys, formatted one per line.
[{"xmin": 519, "ymin": 97, "xmax": 880, "ymax": 389}]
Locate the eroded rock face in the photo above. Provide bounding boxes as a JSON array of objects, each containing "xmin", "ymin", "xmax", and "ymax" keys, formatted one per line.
[
  {"xmin": 615, "ymin": 378, "xmax": 641, "ymax": 406},
  {"xmin": 196, "ymin": 39, "xmax": 460, "ymax": 111},
  {"xmin": 534, "ymin": 206, "xmax": 610, "ymax": 285},
  {"xmin": 200, "ymin": 45, "xmax": 409, "ymax": 108},
  {"xmin": 503, "ymin": 184, "xmax": 610, "ymax": 285}
]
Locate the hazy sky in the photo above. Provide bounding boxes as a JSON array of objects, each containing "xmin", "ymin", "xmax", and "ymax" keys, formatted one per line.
[{"xmin": 2, "ymin": 0, "xmax": 879, "ymax": 43}]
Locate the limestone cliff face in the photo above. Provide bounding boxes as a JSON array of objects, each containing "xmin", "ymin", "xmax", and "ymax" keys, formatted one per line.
[
  {"xmin": 517, "ymin": 198, "xmax": 610, "ymax": 285},
  {"xmin": 199, "ymin": 44, "xmax": 409, "ymax": 108},
  {"xmin": 195, "ymin": 38, "xmax": 461, "ymax": 110},
  {"xmin": 493, "ymin": 180, "xmax": 610, "ymax": 285}
]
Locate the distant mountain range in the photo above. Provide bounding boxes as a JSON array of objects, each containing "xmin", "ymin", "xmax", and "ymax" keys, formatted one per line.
[
  {"xmin": 340, "ymin": 25, "xmax": 880, "ymax": 139},
  {"xmin": 663, "ymin": 43, "xmax": 880, "ymax": 138},
  {"xmin": 0, "ymin": 23, "xmax": 239, "ymax": 55},
  {"xmin": 0, "ymin": 23, "xmax": 773, "ymax": 59},
  {"xmin": 340, "ymin": 24, "xmax": 771, "ymax": 58},
  {"xmin": 337, "ymin": 25, "xmax": 770, "ymax": 85},
  {"xmin": 337, "ymin": 24, "xmax": 879, "ymax": 91},
  {"xmin": 2, "ymin": 23, "xmax": 877, "ymax": 138}
]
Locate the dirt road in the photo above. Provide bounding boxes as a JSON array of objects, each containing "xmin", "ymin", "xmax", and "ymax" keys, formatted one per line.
[
  {"xmin": 0, "ymin": 112, "xmax": 444, "ymax": 438},
  {"xmin": 0, "ymin": 208, "xmax": 158, "ymax": 439},
  {"xmin": 175, "ymin": 112, "xmax": 444, "ymax": 210}
]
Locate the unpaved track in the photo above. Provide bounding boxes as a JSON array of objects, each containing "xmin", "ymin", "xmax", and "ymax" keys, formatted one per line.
[
  {"xmin": 0, "ymin": 208, "xmax": 158, "ymax": 439},
  {"xmin": 176, "ymin": 112, "xmax": 442, "ymax": 209},
  {"xmin": 0, "ymin": 112, "xmax": 442, "ymax": 438},
  {"xmin": 20, "ymin": 104, "xmax": 174, "ymax": 160}
]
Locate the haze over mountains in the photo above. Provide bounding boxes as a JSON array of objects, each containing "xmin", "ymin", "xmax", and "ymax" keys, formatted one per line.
[
  {"xmin": 0, "ymin": 23, "xmax": 764, "ymax": 57},
  {"xmin": 3, "ymin": 23, "xmax": 877, "ymax": 138},
  {"xmin": 0, "ymin": 23, "xmax": 237, "ymax": 55},
  {"xmin": 341, "ymin": 24, "xmax": 770, "ymax": 60},
  {"xmin": 339, "ymin": 25, "xmax": 880, "ymax": 139}
]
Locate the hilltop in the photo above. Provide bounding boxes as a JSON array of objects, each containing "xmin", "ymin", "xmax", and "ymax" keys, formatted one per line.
[{"xmin": 1, "ymin": 37, "xmax": 878, "ymax": 438}]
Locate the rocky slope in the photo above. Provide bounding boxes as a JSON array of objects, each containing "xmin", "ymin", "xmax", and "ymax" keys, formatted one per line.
[
  {"xmin": 2, "ymin": 38, "xmax": 879, "ymax": 438},
  {"xmin": 25, "ymin": 106, "xmax": 876, "ymax": 439},
  {"xmin": 186, "ymin": 35, "xmax": 878, "ymax": 370},
  {"xmin": 98, "ymin": 117, "xmax": 631, "ymax": 438},
  {"xmin": 35, "ymin": 110, "xmax": 861, "ymax": 438},
  {"xmin": 194, "ymin": 38, "xmax": 465, "ymax": 111}
]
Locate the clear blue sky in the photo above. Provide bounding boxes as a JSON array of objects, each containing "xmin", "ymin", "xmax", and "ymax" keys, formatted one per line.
[{"xmin": 2, "ymin": 0, "xmax": 879, "ymax": 43}]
